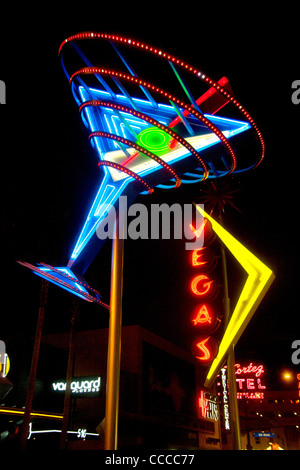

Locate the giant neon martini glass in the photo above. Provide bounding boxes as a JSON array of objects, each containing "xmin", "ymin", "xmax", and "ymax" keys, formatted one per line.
[{"xmin": 17, "ymin": 33, "xmax": 262, "ymax": 307}]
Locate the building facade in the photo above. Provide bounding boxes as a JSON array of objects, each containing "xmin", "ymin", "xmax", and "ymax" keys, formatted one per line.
[
  {"xmin": 21, "ymin": 325, "xmax": 221, "ymax": 449},
  {"xmin": 2, "ymin": 325, "xmax": 299, "ymax": 450}
]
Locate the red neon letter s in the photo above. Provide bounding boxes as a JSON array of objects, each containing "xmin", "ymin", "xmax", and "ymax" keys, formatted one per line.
[{"xmin": 195, "ymin": 337, "xmax": 211, "ymax": 361}]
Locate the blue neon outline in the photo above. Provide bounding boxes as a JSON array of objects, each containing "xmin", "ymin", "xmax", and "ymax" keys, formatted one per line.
[
  {"xmin": 68, "ymin": 83, "xmax": 251, "ymax": 264},
  {"xmin": 36, "ymin": 267, "xmax": 91, "ymax": 301},
  {"xmin": 34, "ymin": 271, "xmax": 91, "ymax": 302},
  {"xmin": 69, "ymin": 175, "xmax": 130, "ymax": 261}
]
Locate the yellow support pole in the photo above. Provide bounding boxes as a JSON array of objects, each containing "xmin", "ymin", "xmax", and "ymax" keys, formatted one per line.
[{"xmin": 104, "ymin": 210, "xmax": 125, "ymax": 450}]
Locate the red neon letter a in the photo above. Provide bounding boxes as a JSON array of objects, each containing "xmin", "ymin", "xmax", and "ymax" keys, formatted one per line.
[{"xmin": 192, "ymin": 305, "xmax": 212, "ymax": 325}]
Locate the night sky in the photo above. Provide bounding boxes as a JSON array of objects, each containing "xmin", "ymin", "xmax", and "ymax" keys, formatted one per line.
[{"xmin": 1, "ymin": 5, "xmax": 299, "ymax": 391}]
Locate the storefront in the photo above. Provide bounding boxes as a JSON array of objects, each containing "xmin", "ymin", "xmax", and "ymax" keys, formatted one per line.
[{"xmin": 15, "ymin": 325, "xmax": 221, "ymax": 449}]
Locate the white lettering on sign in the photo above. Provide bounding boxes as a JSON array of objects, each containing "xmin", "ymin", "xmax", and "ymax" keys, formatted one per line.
[
  {"xmin": 77, "ymin": 428, "xmax": 87, "ymax": 439},
  {"xmin": 220, "ymin": 368, "xmax": 230, "ymax": 430},
  {"xmin": 52, "ymin": 377, "xmax": 101, "ymax": 394}
]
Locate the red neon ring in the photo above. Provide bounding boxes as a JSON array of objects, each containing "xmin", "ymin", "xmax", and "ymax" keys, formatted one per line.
[
  {"xmin": 59, "ymin": 32, "xmax": 264, "ymax": 168},
  {"xmin": 89, "ymin": 131, "xmax": 181, "ymax": 188},
  {"xmin": 97, "ymin": 160, "xmax": 154, "ymax": 193},
  {"xmin": 74, "ymin": 70, "xmax": 236, "ymax": 174},
  {"xmin": 80, "ymin": 99, "xmax": 210, "ymax": 179}
]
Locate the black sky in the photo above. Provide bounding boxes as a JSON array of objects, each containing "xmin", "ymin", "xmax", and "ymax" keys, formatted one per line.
[{"xmin": 1, "ymin": 5, "xmax": 299, "ymax": 388}]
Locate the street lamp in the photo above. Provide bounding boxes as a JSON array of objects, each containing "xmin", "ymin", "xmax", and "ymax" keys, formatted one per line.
[{"xmin": 282, "ymin": 372, "xmax": 293, "ymax": 381}]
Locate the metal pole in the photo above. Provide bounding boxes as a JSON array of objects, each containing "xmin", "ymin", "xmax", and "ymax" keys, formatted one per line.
[
  {"xmin": 104, "ymin": 209, "xmax": 125, "ymax": 450},
  {"xmin": 59, "ymin": 300, "xmax": 79, "ymax": 450},
  {"xmin": 227, "ymin": 344, "xmax": 242, "ymax": 449},
  {"xmin": 220, "ymin": 242, "xmax": 242, "ymax": 450},
  {"xmin": 20, "ymin": 279, "xmax": 49, "ymax": 449}
]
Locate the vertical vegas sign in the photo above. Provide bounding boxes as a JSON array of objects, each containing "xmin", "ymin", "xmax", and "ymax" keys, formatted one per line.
[
  {"xmin": 188, "ymin": 207, "xmax": 274, "ymax": 444},
  {"xmin": 189, "ymin": 219, "xmax": 220, "ymax": 365}
]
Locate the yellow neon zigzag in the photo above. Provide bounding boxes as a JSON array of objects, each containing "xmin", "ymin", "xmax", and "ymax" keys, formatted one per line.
[{"xmin": 195, "ymin": 205, "xmax": 275, "ymax": 388}]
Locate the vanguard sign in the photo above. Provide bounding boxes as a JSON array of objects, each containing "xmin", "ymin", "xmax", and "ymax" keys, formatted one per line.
[{"xmin": 52, "ymin": 376, "xmax": 101, "ymax": 397}]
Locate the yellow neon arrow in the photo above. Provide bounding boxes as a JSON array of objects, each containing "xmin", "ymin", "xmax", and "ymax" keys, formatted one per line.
[{"xmin": 195, "ymin": 205, "xmax": 275, "ymax": 388}]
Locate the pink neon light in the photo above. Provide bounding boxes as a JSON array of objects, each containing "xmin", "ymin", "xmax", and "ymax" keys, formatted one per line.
[
  {"xmin": 121, "ymin": 150, "xmax": 140, "ymax": 167},
  {"xmin": 235, "ymin": 363, "xmax": 264, "ymax": 378}
]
